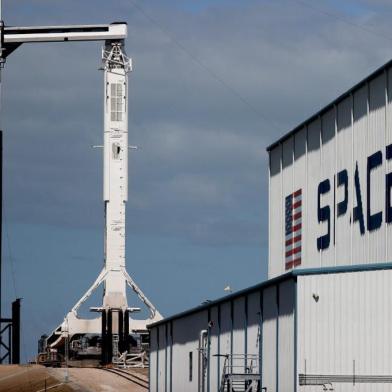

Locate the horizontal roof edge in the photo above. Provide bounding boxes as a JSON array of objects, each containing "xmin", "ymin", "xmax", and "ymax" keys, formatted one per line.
[
  {"xmin": 294, "ymin": 261, "xmax": 392, "ymax": 277},
  {"xmin": 266, "ymin": 58, "xmax": 392, "ymax": 152},
  {"xmin": 147, "ymin": 271, "xmax": 293, "ymax": 328},
  {"xmin": 148, "ymin": 262, "xmax": 392, "ymax": 329}
]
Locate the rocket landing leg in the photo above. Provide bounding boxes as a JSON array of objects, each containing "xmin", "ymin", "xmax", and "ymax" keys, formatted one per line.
[{"xmin": 47, "ymin": 266, "xmax": 162, "ymax": 350}]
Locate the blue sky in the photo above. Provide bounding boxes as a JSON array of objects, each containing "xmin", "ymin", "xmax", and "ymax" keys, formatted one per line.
[{"xmin": 1, "ymin": 0, "xmax": 392, "ymax": 361}]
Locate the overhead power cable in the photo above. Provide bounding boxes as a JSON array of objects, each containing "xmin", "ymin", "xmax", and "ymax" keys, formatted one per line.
[
  {"xmin": 128, "ymin": 0, "xmax": 281, "ymax": 131},
  {"xmin": 292, "ymin": 0, "xmax": 392, "ymax": 43}
]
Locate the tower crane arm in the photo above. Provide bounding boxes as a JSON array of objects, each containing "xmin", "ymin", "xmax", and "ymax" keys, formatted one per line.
[{"xmin": 0, "ymin": 22, "xmax": 127, "ymax": 59}]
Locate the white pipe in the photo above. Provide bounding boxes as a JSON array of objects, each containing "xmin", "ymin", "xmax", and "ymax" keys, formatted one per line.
[{"xmin": 198, "ymin": 329, "xmax": 208, "ymax": 392}]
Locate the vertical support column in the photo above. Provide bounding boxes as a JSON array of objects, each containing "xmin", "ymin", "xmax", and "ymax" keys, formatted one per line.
[
  {"xmin": 11, "ymin": 298, "xmax": 20, "ymax": 364},
  {"xmin": 156, "ymin": 327, "xmax": 159, "ymax": 392},
  {"xmin": 101, "ymin": 310, "xmax": 107, "ymax": 365},
  {"xmin": 276, "ymin": 285, "xmax": 280, "ymax": 392},
  {"xmin": 118, "ymin": 310, "xmax": 124, "ymax": 353},
  {"xmin": 207, "ymin": 309, "xmax": 211, "ymax": 392},
  {"xmin": 259, "ymin": 290, "xmax": 263, "ymax": 388},
  {"xmin": 165, "ymin": 324, "xmax": 168, "ymax": 392},
  {"xmin": 169, "ymin": 322, "xmax": 173, "ymax": 392},
  {"xmin": 244, "ymin": 296, "xmax": 248, "ymax": 373},
  {"xmin": 124, "ymin": 309, "xmax": 129, "ymax": 351},
  {"xmin": 217, "ymin": 305, "xmax": 221, "ymax": 390},
  {"xmin": 198, "ymin": 330, "xmax": 208, "ymax": 392},
  {"xmin": 107, "ymin": 309, "xmax": 113, "ymax": 362},
  {"xmin": 230, "ymin": 301, "xmax": 233, "ymax": 370},
  {"xmin": 7, "ymin": 322, "xmax": 10, "ymax": 364}
]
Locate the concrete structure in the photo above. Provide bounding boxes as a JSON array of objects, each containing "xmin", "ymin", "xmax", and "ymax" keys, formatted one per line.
[
  {"xmin": 149, "ymin": 264, "xmax": 392, "ymax": 392},
  {"xmin": 268, "ymin": 59, "xmax": 392, "ymax": 278}
]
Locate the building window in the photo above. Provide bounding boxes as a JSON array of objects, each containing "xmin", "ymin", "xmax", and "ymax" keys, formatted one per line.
[
  {"xmin": 189, "ymin": 351, "xmax": 193, "ymax": 382},
  {"xmin": 111, "ymin": 83, "xmax": 123, "ymax": 121}
]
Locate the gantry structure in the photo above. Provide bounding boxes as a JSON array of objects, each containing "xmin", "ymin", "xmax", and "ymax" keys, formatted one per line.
[{"xmin": 0, "ymin": 9, "xmax": 162, "ymax": 360}]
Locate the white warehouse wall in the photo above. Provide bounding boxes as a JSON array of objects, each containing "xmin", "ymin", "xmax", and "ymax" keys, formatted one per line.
[
  {"xmin": 269, "ymin": 65, "xmax": 392, "ymax": 278},
  {"xmin": 297, "ymin": 268, "xmax": 392, "ymax": 392},
  {"xmin": 150, "ymin": 59, "xmax": 392, "ymax": 392},
  {"xmin": 262, "ymin": 285, "xmax": 277, "ymax": 391},
  {"xmin": 171, "ymin": 310, "xmax": 208, "ymax": 392},
  {"xmin": 209, "ymin": 306, "xmax": 219, "ymax": 392},
  {"xmin": 150, "ymin": 265, "xmax": 392, "ymax": 391},
  {"xmin": 149, "ymin": 278, "xmax": 296, "ymax": 392},
  {"xmin": 278, "ymin": 280, "xmax": 295, "ymax": 391},
  {"xmin": 150, "ymin": 327, "xmax": 158, "ymax": 392}
]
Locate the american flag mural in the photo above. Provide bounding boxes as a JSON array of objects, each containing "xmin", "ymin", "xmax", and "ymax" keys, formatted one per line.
[{"xmin": 285, "ymin": 189, "xmax": 302, "ymax": 270}]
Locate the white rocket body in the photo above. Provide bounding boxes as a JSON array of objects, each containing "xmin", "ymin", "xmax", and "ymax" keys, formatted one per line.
[
  {"xmin": 47, "ymin": 36, "xmax": 162, "ymax": 347},
  {"xmin": 103, "ymin": 43, "xmax": 128, "ymax": 308}
]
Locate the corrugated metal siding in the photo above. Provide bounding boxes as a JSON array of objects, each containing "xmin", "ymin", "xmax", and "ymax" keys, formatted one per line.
[
  {"xmin": 149, "ymin": 277, "xmax": 297, "ymax": 392},
  {"xmin": 246, "ymin": 291, "xmax": 261, "ymax": 357},
  {"xmin": 158, "ymin": 325, "xmax": 166, "ymax": 392},
  {"xmin": 297, "ymin": 270, "xmax": 392, "ymax": 392},
  {"xmin": 166, "ymin": 323, "xmax": 172, "ymax": 392},
  {"xmin": 336, "ymin": 96, "xmax": 353, "ymax": 266},
  {"xmin": 352, "ymin": 85, "xmax": 368, "ymax": 265},
  {"xmin": 307, "ymin": 118, "xmax": 322, "ymax": 270},
  {"xmin": 171, "ymin": 310, "xmax": 208, "ymax": 392},
  {"xmin": 150, "ymin": 268, "xmax": 392, "ymax": 392},
  {"xmin": 320, "ymin": 108, "xmax": 336, "ymax": 267},
  {"xmin": 368, "ymin": 74, "xmax": 386, "ymax": 264},
  {"xmin": 232, "ymin": 297, "xmax": 245, "ymax": 356},
  {"xmin": 282, "ymin": 137, "xmax": 294, "ymax": 274},
  {"xmin": 150, "ymin": 327, "xmax": 158, "ymax": 392},
  {"xmin": 278, "ymin": 280, "xmax": 295, "ymax": 392},
  {"xmin": 219, "ymin": 301, "xmax": 232, "ymax": 358},
  {"xmin": 209, "ymin": 306, "xmax": 219, "ymax": 392},
  {"xmin": 262, "ymin": 285, "xmax": 277, "ymax": 391},
  {"xmin": 269, "ymin": 64, "xmax": 392, "ymax": 278},
  {"xmin": 294, "ymin": 128, "xmax": 307, "ymax": 269},
  {"xmin": 269, "ymin": 145, "xmax": 283, "ymax": 277},
  {"xmin": 387, "ymin": 69, "xmax": 392, "ymax": 260}
]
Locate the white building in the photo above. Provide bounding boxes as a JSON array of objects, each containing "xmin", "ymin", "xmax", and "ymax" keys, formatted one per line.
[
  {"xmin": 149, "ymin": 264, "xmax": 392, "ymax": 392},
  {"xmin": 148, "ymin": 59, "xmax": 392, "ymax": 392},
  {"xmin": 268, "ymin": 59, "xmax": 392, "ymax": 279}
]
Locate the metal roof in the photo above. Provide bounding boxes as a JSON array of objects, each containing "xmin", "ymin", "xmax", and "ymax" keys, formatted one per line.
[
  {"xmin": 148, "ymin": 262, "xmax": 392, "ymax": 328},
  {"xmin": 266, "ymin": 58, "xmax": 392, "ymax": 152}
]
